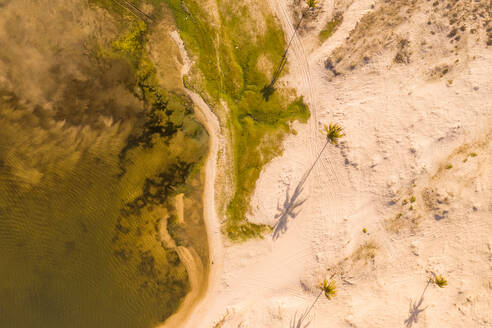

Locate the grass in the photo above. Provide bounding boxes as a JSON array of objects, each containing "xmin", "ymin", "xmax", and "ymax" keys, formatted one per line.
[
  {"xmin": 319, "ymin": 14, "xmax": 342, "ymax": 42},
  {"xmin": 90, "ymin": 0, "xmax": 170, "ymax": 20},
  {"xmin": 165, "ymin": 0, "xmax": 310, "ymax": 241}
]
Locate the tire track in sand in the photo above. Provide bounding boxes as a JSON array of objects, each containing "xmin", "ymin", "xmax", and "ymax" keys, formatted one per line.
[{"xmin": 267, "ymin": 0, "xmax": 340, "ymax": 213}]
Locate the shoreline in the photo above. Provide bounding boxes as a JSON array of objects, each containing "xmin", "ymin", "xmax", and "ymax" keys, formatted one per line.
[{"xmin": 159, "ymin": 31, "xmax": 224, "ymax": 328}]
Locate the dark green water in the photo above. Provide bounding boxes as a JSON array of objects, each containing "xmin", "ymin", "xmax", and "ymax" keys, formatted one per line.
[{"xmin": 0, "ymin": 0, "xmax": 208, "ymax": 327}]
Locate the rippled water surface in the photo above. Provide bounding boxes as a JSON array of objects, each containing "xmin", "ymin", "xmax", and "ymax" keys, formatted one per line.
[
  {"xmin": 0, "ymin": 1, "xmax": 212, "ymax": 326},
  {"xmin": 0, "ymin": 136, "xmax": 185, "ymax": 328}
]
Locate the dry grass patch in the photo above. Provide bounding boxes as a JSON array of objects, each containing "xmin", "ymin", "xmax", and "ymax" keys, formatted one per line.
[
  {"xmin": 351, "ymin": 241, "xmax": 379, "ymax": 264},
  {"xmin": 325, "ymin": 0, "xmax": 491, "ymax": 76},
  {"xmin": 385, "ymin": 212, "xmax": 422, "ymax": 234},
  {"xmin": 327, "ymin": 240, "xmax": 380, "ymax": 280}
]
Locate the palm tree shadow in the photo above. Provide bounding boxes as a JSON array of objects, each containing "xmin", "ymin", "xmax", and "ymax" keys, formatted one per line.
[
  {"xmin": 290, "ymin": 309, "xmax": 312, "ymax": 328},
  {"xmin": 272, "ymin": 139, "xmax": 330, "ymax": 240},
  {"xmin": 261, "ymin": 84, "xmax": 276, "ymax": 101},
  {"xmin": 272, "ymin": 183, "xmax": 307, "ymax": 240},
  {"xmin": 404, "ymin": 280, "xmax": 431, "ymax": 327}
]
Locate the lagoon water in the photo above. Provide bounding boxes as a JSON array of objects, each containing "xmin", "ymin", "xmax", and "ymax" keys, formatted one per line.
[
  {"xmin": 0, "ymin": 0, "xmax": 213, "ymax": 325},
  {"xmin": 0, "ymin": 123, "xmax": 187, "ymax": 328}
]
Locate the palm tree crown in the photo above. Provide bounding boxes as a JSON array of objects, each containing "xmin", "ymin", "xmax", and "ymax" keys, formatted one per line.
[
  {"xmin": 323, "ymin": 123, "xmax": 345, "ymax": 145},
  {"xmin": 319, "ymin": 279, "xmax": 337, "ymax": 299},
  {"xmin": 306, "ymin": 0, "xmax": 318, "ymax": 10},
  {"xmin": 433, "ymin": 274, "xmax": 447, "ymax": 288}
]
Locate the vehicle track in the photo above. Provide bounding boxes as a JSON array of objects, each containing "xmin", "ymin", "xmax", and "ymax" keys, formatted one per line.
[{"xmin": 268, "ymin": 0, "xmax": 341, "ymax": 213}]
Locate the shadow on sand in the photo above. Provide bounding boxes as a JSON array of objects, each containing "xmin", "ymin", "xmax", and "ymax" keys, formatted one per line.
[
  {"xmin": 289, "ymin": 289, "xmax": 324, "ymax": 328},
  {"xmin": 272, "ymin": 140, "xmax": 329, "ymax": 240},
  {"xmin": 404, "ymin": 279, "xmax": 431, "ymax": 327},
  {"xmin": 290, "ymin": 309, "xmax": 312, "ymax": 328},
  {"xmin": 272, "ymin": 182, "xmax": 307, "ymax": 240}
]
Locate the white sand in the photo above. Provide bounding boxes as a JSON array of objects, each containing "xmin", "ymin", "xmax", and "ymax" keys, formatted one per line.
[{"xmin": 179, "ymin": 0, "xmax": 492, "ymax": 326}]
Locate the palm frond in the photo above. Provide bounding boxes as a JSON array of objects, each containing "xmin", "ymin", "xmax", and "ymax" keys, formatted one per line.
[
  {"xmin": 318, "ymin": 279, "xmax": 337, "ymax": 299},
  {"xmin": 433, "ymin": 274, "xmax": 447, "ymax": 288},
  {"xmin": 323, "ymin": 123, "xmax": 345, "ymax": 145},
  {"xmin": 305, "ymin": 0, "xmax": 318, "ymax": 9}
]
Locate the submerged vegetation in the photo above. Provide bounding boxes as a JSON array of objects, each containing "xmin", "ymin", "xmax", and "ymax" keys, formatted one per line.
[
  {"xmin": 165, "ymin": 0, "xmax": 310, "ymax": 241},
  {"xmin": 0, "ymin": 0, "xmax": 208, "ymax": 326},
  {"xmin": 97, "ymin": 4, "xmax": 210, "ymax": 322}
]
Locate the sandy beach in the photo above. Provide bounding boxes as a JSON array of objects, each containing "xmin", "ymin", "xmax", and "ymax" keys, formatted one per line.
[{"xmin": 166, "ymin": 0, "xmax": 492, "ymax": 326}]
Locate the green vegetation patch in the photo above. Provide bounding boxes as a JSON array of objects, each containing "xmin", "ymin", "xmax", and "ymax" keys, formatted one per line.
[
  {"xmin": 319, "ymin": 14, "xmax": 343, "ymax": 42},
  {"xmin": 165, "ymin": 0, "xmax": 310, "ymax": 241}
]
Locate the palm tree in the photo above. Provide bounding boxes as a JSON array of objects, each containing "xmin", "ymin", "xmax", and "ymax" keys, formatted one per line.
[
  {"xmin": 292, "ymin": 122, "xmax": 344, "ymax": 202},
  {"xmin": 272, "ymin": 123, "xmax": 344, "ymax": 239},
  {"xmin": 299, "ymin": 123, "xmax": 344, "ymax": 184},
  {"xmin": 270, "ymin": 122, "xmax": 345, "ymax": 241},
  {"xmin": 433, "ymin": 274, "xmax": 447, "ymax": 288},
  {"xmin": 305, "ymin": 0, "xmax": 318, "ymax": 9},
  {"xmin": 324, "ymin": 123, "xmax": 345, "ymax": 145},
  {"xmin": 263, "ymin": 0, "xmax": 318, "ymax": 100},
  {"xmin": 319, "ymin": 279, "xmax": 337, "ymax": 299},
  {"xmin": 291, "ymin": 278, "xmax": 337, "ymax": 327},
  {"xmin": 405, "ymin": 273, "xmax": 447, "ymax": 327}
]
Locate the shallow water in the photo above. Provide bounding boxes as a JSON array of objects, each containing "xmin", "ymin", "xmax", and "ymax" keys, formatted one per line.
[
  {"xmin": 0, "ymin": 131, "xmax": 189, "ymax": 328},
  {"xmin": 0, "ymin": 1, "xmax": 211, "ymax": 325}
]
